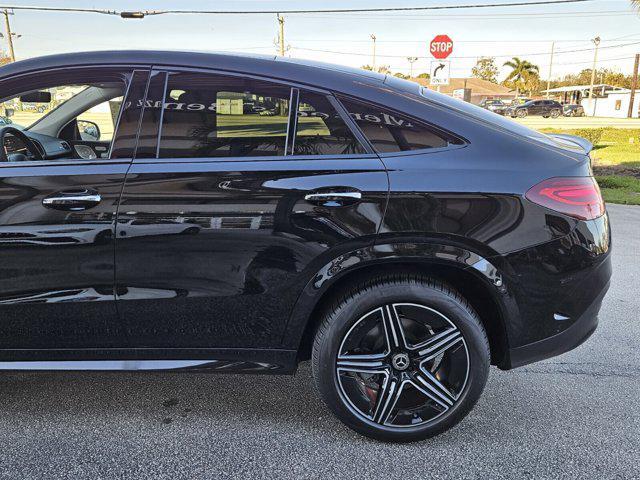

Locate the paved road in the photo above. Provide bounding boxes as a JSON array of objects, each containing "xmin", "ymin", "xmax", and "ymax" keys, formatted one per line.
[{"xmin": 0, "ymin": 205, "xmax": 638, "ymax": 479}]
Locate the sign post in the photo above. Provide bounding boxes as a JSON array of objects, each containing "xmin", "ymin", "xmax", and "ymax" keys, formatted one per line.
[{"xmin": 429, "ymin": 35, "xmax": 453, "ymax": 91}]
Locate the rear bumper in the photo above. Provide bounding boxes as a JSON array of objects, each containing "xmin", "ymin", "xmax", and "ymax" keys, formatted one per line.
[
  {"xmin": 505, "ymin": 277, "xmax": 609, "ymax": 369},
  {"xmin": 498, "ymin": 212, "xmax": 612, "ymax": 369}
]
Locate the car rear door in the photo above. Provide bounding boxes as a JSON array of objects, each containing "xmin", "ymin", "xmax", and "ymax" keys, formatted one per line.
[
  {"xmin": 0, "ymin": 68, "xmax": 149, "ymax": 353},
  {"xmin": 114, "ymin": 69, "xmax": 388, "ymax": 350}
]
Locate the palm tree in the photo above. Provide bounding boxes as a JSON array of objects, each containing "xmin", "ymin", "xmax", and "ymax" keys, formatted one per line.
[{"xmin": 503, "ymin": 57, "xmax": 540, "ymax": 96}]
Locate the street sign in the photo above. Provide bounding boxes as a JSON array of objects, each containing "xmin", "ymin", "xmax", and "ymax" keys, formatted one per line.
[
  {"xmin": 430, "ymin": 34, "xmax": 453, "ymax": 60},
  {"xmin": 430, "ymin": 60, "xmax": 450, "ymax": 86}
]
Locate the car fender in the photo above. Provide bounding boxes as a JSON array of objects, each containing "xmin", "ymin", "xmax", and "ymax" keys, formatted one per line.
[{"xmin": 281, "ymin": 240, "xmax": 515, "ymax": 351}]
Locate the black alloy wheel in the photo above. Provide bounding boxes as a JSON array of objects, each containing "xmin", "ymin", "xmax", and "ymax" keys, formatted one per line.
[{"xmin": 312, "ymin": 275, "xmax": 490, "ymax": 442}]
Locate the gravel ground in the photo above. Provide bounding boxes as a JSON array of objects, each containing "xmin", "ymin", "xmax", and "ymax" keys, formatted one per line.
[{"xmin": 0, "ymin": 204, "xmax": 638, "ymax": 480}]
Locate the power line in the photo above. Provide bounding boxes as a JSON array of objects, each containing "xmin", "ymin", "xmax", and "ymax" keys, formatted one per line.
[
  {"xmin": 0, "ymin": 1, "xmax": 598, "ymax": 16},
  {"xmin": 298, "ymin": 9, "xmax": 634, "ymax": 19},
  {"xmin": 293, "ymin": 40, "xmax": 640, "ymax": 60},
  {"xmin": 289, "ymin": 37, "xmax": 638, "ymax": 44},
  {"xmin": 376, "ymin": 55, "xmax": 637, "ymax": 74}
]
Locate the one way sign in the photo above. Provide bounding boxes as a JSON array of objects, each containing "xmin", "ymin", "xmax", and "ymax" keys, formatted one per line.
[{"xmin": 429, "ymin": 60, "xmax": 450, "ymax": 86}]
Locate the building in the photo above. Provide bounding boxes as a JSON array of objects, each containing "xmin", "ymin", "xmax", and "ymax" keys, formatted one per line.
[
  {"xmin": 541, "ymin": 84, "xmax": 639, "ymax": 118},
  {"xmin": 411, "ymin": 77, "xmax": 516, "ymax": 105},
  {"xmin": 581, "ymin": 91, "xmax": 640, "ymax": 118}
]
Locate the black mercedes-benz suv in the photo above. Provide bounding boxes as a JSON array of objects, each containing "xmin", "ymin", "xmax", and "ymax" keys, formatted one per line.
[{"xmin": 0, "ymin": 51, "xmax": 611, "ymax": 442}]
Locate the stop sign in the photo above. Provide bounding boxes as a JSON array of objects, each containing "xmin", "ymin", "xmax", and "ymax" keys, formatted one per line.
[{"xmin": 430, "ymin": 35, "xmax": 453, "ymax": 60}]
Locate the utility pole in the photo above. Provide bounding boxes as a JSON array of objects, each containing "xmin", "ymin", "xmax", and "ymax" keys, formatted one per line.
[
  {"xmin": 588, "ymin": 36, "xmax": 601, "ymax": 106},
  {"xmin": 628, "ymin": 54, "xmax": 639, "ymax": 119},
  {"xmin": 2, "ymin": 9, "xmax": 15, "ymax": 62},
  {"xmin": 370, "ymin": 34, "xmax": 377, "ymax": 71},
  {"xmin": 277, "ymin": 13, "xmax": 285, "ymax": 56},
  {"xmin": 407, "ymin": 56, "xmax": 418, "ymax": 78},
  {"xmin": 545, "ymin": 41, "xmax": 555, "ymax": 98}
]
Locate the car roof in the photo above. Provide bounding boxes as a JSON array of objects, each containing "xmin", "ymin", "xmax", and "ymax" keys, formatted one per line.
[
  {"xmin": 0, "ymin": 50, "xmax": 580, "ymax": 154},
  {"xmin": 0, "ymin": 50, "xmax": 388, "ymax": 93}
]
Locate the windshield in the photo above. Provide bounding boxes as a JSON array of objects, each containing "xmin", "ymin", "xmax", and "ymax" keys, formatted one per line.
[{"xmin": 1, "ymin": 85, "xmax": 89, "ymax": 129}]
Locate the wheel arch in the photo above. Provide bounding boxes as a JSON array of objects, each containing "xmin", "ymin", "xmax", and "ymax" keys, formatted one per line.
[{"xmin": 285, "ymin": 243, "xmax": 515, "ymax": 368}]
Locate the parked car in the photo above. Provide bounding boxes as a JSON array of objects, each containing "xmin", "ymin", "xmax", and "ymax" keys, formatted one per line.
[
  {"xmin": 508, "ymin": 99, "xmax": 563, "ymax": 118},
  {"xmin": 0, "ymin": 51, "xmax": 611, "ymax": 443},
  {"xmin": 479, "ymin": 99, "xmax": 508, "ymax": 115},
  {"xmin": 563, "ymin": 104, "xmax": 585, "ymax": 117},
  {"xmin": 508, "ymin": 97, "xmax": 532, "ymax": 107}
]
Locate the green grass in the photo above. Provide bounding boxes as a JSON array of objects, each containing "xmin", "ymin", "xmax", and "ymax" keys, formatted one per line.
[
  {"xmin": 596, "ymin": 175, "xmax": 640, "ymax": 205},
  {"xmin": 541, "ymin": 128, "xmax": 640, "ymax": 168}
]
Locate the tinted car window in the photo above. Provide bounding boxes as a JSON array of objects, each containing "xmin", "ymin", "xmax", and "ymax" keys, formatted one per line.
[
  {"xmin": 338, "ymin": 97, "xmax": 448, "ymax": 153},
  {"xmin": 293, "ymin": 91, "xmax": 365, "ymax": 156},
  {"xmin": 157, "ymin": 72, "xmax": 292, "ymax": 158}
]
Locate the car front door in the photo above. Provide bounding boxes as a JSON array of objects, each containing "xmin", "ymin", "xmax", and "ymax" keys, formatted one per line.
[
  {"xmin": 0, "ymin": 68, "xmax": 148, "ymax": 354},
  {"xmin": 528, "ymin": 101, "xmax": 542, "ymax": 115},
  {"xmin": 114, "ymin": 69, "xmax": 388, "ymax": 351}
]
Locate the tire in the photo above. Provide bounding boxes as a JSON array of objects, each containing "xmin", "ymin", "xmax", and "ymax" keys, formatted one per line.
[
  {"xmin": 312, "ymin": 274, "xmax": 490, "ymax": 442},
  {"xmin": 516, "ymin": 109, "xmax": 527, "ymax": 118},
  {"xmin": 550, "ymin": 109, "xmax": 561, "ymax": 118}
]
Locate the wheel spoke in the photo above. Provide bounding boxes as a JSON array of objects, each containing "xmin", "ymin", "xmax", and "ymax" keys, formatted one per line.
[
  {"xmin": 336, "ymin": 356, "xmax": 388, "ymax": 374},
  {"xmin": 373, "ymin": 375, "xmax": 401, "ymax": 424},
  {"xmin": 413, "ymin": 370, "xmax": 455, "ymax": 408},
  {"xmin": 335, "ymin": 302, "xmax": 470, "ymax": 429},
  {"xmin": 416, "ymin": 328, "xmax": 462, "ymax": 361},
  {"xmin": 382, "ymin": 304, "xmax": 406, "ymax": 349}
]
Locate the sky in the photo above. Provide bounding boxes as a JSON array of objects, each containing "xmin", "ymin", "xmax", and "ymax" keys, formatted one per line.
[{"xmin": 2, "ymin": 0, "xmax": 640, "ymax": 81}]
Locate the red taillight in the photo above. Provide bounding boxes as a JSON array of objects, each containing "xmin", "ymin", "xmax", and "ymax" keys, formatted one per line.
[{"xmin": 525, "ymin": 177, "xmax": 605, "ymax": 220}]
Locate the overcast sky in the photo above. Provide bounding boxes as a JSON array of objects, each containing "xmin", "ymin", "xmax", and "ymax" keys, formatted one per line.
[{"xmin": 3, "ymin": 0, "xmax": 640, "ymax": 80}]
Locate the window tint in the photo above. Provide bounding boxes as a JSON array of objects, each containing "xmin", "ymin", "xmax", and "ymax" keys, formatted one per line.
[
  {"xmin": 157, "ymin": 72, "xmax": 291, "ymax": 158},
  {"xmin": 338, "ymin": 98, "xmax": 448, "ymax": 153},
  {"xmin": 135, "ymin": 71, "xmax": 167, "ymax": 159},
  {"xmin": 293, "ymin": 91, "xmax": 365, "ymax": 155},
  {"xmin": 111, "ymin": 70, "xmax": 149, "ymax": 159}
]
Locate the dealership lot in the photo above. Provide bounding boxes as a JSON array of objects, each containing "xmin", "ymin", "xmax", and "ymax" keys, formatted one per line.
[{"xmin": 0, "ymin": 204, "xmax": 637, "ymax": 479}]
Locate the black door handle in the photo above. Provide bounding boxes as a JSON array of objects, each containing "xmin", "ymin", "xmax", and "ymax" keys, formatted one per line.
[
  {"xmin": 42, "ymin": 189, "xmax": 102, "ymax": 211},
  {"xmin": 304, "ymin": 189, "xmax": 362, "ymax": 207}
]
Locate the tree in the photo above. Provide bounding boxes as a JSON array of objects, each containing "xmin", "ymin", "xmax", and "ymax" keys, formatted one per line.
[
  {"xmin": 360, "ymin": 64, "xmax": 391, "ymax": 74},
  {"xmin": 502, "ymin": 57, "xmax": 540, "ymax": 96},
  {"xmin": 550, "ymin": 68, "xmax": 634, "ymax": 90},
  {"xmin": 471, "ymin": 57, "xmax": 498, "ymax": 83},
  {"xmin": 416, "ymin": 72, "xmax": 430, "ymax": 79}
]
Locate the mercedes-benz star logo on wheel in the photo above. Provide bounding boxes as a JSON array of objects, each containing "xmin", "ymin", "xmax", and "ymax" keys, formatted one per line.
[{"xmin": 392, "ymin": 353, "xmax": 410, "ymax": 371}]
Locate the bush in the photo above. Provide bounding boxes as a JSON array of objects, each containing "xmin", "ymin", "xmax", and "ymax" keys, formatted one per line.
[{"xmin": 573, "ymin": 128, "xmax": 604, "ymax": 146}]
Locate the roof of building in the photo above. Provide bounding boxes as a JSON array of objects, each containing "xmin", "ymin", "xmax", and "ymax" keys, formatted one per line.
[
  {"xmin": 541, "ymin": 84, "xmax": 628, "ymax": 93},
  {"xmin": 411, "ymin": 77, "xmax": 514, "ymax": 95}
]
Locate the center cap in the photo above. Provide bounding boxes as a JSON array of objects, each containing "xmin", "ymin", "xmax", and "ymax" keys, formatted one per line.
[{"xmin": 392, "ymin": 353, "xmax": 410, "ymax": 371}]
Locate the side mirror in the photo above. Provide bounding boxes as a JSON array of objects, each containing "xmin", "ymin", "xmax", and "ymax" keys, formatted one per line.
[
  {"xmin": 77, "ymin": 119, "xmax": 100, "ymax": 141},
  {"xmin": 19, "ymin": 91, "xmax": 52, "ymax": 103}
]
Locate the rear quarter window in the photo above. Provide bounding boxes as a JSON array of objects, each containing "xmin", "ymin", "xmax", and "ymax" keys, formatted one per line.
[{"xmin": 338, "ymin": 97, "xmax": 455, "ymax": 153}]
